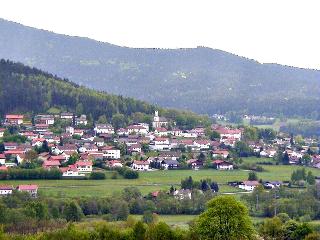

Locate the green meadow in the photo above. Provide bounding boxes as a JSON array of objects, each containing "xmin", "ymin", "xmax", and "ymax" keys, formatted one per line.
[{"xmin": 1, "ymin": 159, "xmax": 319, "ymax": 198}]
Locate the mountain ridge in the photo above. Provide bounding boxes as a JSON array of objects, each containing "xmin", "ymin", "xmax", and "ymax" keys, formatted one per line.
[{"xmin": 0, "ymin": 18, "xmax": 319, "ymax": 118}]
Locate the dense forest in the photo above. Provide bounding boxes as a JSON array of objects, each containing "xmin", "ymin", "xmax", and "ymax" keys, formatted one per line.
[
  {"xmin": 1, "ymin": 18, "xmax": 320, "ymax": 118},
  {"xmin": 0, "ymin": 59, "xmax": 210, "ymax": 128}
]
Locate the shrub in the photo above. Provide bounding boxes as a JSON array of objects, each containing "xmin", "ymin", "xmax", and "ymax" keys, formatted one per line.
[{"xmin": 89, "ymin": 172, "xmax": 106, "ymax": 180}]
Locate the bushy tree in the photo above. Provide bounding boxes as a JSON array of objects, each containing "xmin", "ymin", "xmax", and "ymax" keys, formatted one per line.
[{"xmin": 194, "ymin": 196, "xmax": 256, "ymax": 240}]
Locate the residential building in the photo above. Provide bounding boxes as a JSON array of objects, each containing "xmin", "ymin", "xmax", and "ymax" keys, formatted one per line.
[
  {"xmin": 132, "ymin": 160, "xmax": 150, "ymax": 171},
  {"xmin": 5, "ymin": 114, "xmax": 24, "ymax": 125},
  {"xmin": 17, "ymin": 184, "xmax": 38, "ymax": 197},
  {"xmin": 0, "ymin": 185, "xmax": 13, "ymax": 195}
]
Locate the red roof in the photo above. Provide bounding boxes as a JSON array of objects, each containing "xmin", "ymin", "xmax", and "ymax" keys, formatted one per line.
[
  {"xmin": 243, "ymin": 181, "xmax": 259, "ymax": 186},
  {"xmin": 212, "ymin": 160, "xmax": 225, "ymax": 164},
  {"xmin": 214, "ymin": 127, "xmax": 241, "ymax": 135},
  {"xmin": 49, "ymin": 155, "xmax": 66, "ymax": 161},
  {"xmin": 17, "ymin": 184, "xmax": 38, "ymax": 191},
  {"xmin": 76, "ymin": 161, "xmax": 93, "ymax": 167},
  {"xmin": 154, "ymin": 137, "xmax": 168, "ymax": 141},
  {"xmin": 0, "ymin": 154, "xmax": 5, "ymax": 159},
  {"xmin": 0, "ymin": 166, "xmax": 8, "ymax": 171},
  {"xmin": 6, "ymin": 115, "xmax": 24, "ymax": 119},
  {"xmin": 4, "ymin": 150, "xmax": 25, "ymax": 155},
  {"xmin": 133, "ymin": 160, "xmax": 149, "ymax": 165},
  {"xmin": 213, "ymin": 150, "xmax": 229, "ymax": 155},
  {"xmin": 43, "ymin": 160, "xmax": 61, "ymax": 167},
  {"xmin": 60, "ymin": 164, "xmax": 78, "ymax": 173},
  {"xmin": 0, "ymin": 185, "xmax": 13, "ymax": 190},
  {"xmin": 152, "ymin": 191, "xmax": 159, "ymax": 197}
]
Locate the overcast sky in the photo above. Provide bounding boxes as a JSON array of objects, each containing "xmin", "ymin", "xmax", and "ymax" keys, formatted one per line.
[{"xmin": 0, "ymin": 0, "xmax": 319, "ymax": 69}]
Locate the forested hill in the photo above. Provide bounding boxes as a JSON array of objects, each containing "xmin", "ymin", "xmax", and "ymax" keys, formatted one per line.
[
  {"xmin": 0, "ymin": 59, "xmax": 209, "ymax": 128},
  {"xmin": 1, "ymin": 18, "xmax": 320, "ymax": 118}
]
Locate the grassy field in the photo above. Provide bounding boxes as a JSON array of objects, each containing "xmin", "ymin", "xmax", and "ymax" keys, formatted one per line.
[{"xmin": 1, "ymin": 160, "xmax": 320, "ymax": 198}]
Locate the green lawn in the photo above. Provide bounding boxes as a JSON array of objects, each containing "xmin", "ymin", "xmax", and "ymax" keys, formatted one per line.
[{"xmin": 1, "ymin": 164, "xmax": 319, "ymax": 198}]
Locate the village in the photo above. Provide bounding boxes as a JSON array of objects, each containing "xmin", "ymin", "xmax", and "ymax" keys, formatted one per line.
[{"xmin": 0, "ymin": 111, "xmax": 319, "ymax": 198}]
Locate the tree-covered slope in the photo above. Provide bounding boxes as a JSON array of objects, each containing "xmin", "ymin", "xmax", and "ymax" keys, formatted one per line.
[
  {"xmin": 0, "ymin": 18, "xmax": 319, "ymax": 118},
  {"xmin": 0, "ymin": 59, "xmax": 209, "ymax": 128}
]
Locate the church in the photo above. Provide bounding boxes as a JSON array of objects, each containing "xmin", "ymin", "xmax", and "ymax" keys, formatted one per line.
[{"xmin": 152, "ymin": 111, "xmax": 168, "ymax": 128}]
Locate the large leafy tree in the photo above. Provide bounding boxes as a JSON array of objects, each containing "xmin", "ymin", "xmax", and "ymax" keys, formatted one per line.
[{"xmin": 194, "ymin": 195, "xmax": 256, "ymax": 240}]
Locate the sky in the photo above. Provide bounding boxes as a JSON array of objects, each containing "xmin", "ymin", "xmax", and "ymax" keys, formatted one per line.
[{"xmin": 0, "ymin": 0, "xmax": 319, "ymax": 69}]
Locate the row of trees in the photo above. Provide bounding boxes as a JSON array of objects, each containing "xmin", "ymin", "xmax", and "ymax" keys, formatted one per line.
[{"xmin": 0, "ymin": 168, "xmax": 62, "ymax": 180}]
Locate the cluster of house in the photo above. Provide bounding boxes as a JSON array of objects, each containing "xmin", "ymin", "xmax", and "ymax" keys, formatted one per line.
[
  {"xmin": 0, "ymin": 184, "xmax": 38, "ymax": 197},
  {"xmin": 1, "ymin": 111, "xmax": 319, "ymax": 177},
  {"xmin": 248, "ymin": 135, "xmax": 320, "ymax": 168},
  {"xmin": 228, "ymin": 180, "xmax": 283, "ymax": 192},
  {"xmin": 0, "ymin": 112, "xmax": 246, "ymax": 174}
]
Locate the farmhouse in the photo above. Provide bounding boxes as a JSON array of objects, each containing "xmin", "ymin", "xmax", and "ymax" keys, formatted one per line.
[
  {"xmin": 42, "ymin": 160, "xmax": 61, "ymax": 169},
  {"xmin": 94, "ymin": 124, "xmax": 115, "ymax": 134},
  {"xmin": 75, "ymin": 161, "xmax": 93, "ymax": 173},
  {"xmin": 214, "ymin": 126, "xmax": 242, "ymax": 141},
  {"xmin": 0, "ymin": 154, "xmax": 5, "ymax": 165},
  {"xmin": 17, "ymin": 184, "xmax": 38, "ymax": 197},
  {"xmin": 34, "ymin": 114, "xmax": 55, "ymax": 125},
  {"xmin": 132, "ymin": 160, "xmax": 150, "ymax": 171},
  {"xmin": 5, "ymin": 114, "xmax": 24, "ymax": 125},
  {"xmin": 0, "ymin": 128, "xmax": 5, "ymax": 138},
  {"xmin": 238, "ymin": 181, "xmax": 260, "ymax": 191},
  {"xmin": 212, "ymin": 150, "xmax": 229, "ymax": 159},
  {"xmin": 101, "ymin": 146, "xmax": 121, "ymax": 159},
  {"xmin": 0, "ymin": 185, "xmax": 14, "ymax": 195},
  {"xmin": 161, "ymin": 159, "xmax": 179, "ymax": 170},
  {"xmin": 187, "ymin": 159, "xmax": 203, "ymax": 169},
  {"xmin": 107, "ymin": 160, "xmax": 123, "ymax": 168},
  {"xmin": 212, "ymin": 160, "xmax": 233, "ymax": 170},
  {"xmin": 60, "ymin": 112, "xmax": 74, "ymax": 120},
  {"xmin": 75, "ymin": 115, "xmax": 88, "ymax": 126},
  {"xmin": 127, "ymin": 125, "xmax": 148, "ymax": 135},
  {"xmin": 149, "ymin": 137, "xmax": 171, "ymax": 151},
  {"xmin": 60, "ymin": 165, "xmax": 83, "ymax": 177}
]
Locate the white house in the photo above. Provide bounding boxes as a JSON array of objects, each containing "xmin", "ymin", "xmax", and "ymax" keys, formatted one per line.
[
  {"xmin": 75, "ymin": 161, "xmax": 93, "ymax": 173},
  {"xmin": 0, "ymin": 128, "xmax": 6, "ymax": 138},
  {"xmin": 238, "ymin": 181, "xmax": 260, "ymax": 191},
  {"xmin": 94, "ymin": 124, "xmax": 115, "ymax": 134},
  {"xmin": 154, "ymin": 127, "xmax": 168, "ymax": 137},
  {"xmin": 0, "ymin": 154, "xmax": 5, "ymax": 165},
  {"xmin": 66, "ymin": 126, "xmax": 75, "ymax": 135},
  {"xmin": 60, "ymin": 165, "xmax": 84, "ymax": 177},
  {"xmin": 17, "ymin": 184, "xmax": 38, "ymax": 197},
  {"xmin": 0, "ymin": 185, "xmax": 13, "ymax": 195},
  {"xmin": 149, "ymin": 137, "xmax": 171, "ymax": 151},
  {"xmin": 5, "ymin": 115, "xmax": 24, "ymax": 125},
  {"xmin": 129, "ymin": 144, "xmax": 142, "ymax": 154},
  {"xmin": 173, "ymin": 189, "xmax": 192, "ymax": 200},
  {"xmin": 193, "ymin": 140, "xmax": 211, "ymax": 150},
  {"xmin": 212, "ymin": 150, "xmax": 229, "ymax": 159},
  {"xmin": 107, "ymin": 160, "xmax": 123, "ymax": 168},
  {"xmin": 213, "ymin": 160, "xmax": 234, "ymax": 170},
  {"xmin": 181, "ymin": 131, "xmax": 198, "ymax": 138},
  {"xmin": 131, "ymin": 160, "xmax": 150, "ymax": 171},
  {"xmin": 127, "ymin": 125, "xmax": 149, "ymax": 135},
  {"xmin": 60, "ymin": 112, "xmax": 74, "ymax": 120},
  {"xmin": 34, "ymin": 115, "xmax": 55, "ymax": 125},
  {"xmin": 101, "ymin": 146, "xmax": 121, "ymax": 159},
  {"xmin": 214, "ymin": 127, "xmax": 242, "ymax": 141},
  {"xmin": 75, "ymin": 115, "xmax": 88, "ymax": 126}
]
